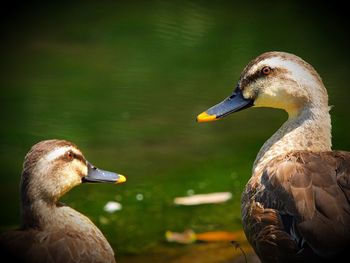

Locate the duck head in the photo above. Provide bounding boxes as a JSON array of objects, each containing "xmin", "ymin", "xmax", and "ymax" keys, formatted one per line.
[
  {"xmin": 197, "ymin": 51, "xmax": 327, "ymax": 121},
  {"xmin": 21, "ymin": 139, "xmax": 126, "ymax": 204}
]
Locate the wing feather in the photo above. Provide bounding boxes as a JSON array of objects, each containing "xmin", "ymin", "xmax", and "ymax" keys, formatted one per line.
[{"xmin": 245, "ymin": 151, "xmax": 350, "ymax": 261}]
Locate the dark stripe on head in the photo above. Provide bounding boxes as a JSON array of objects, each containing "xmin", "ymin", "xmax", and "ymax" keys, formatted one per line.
[
  {"xmin": 56, "ymin": 151, "xmax": 86, "ymax": 165},
  {"xmin": 22, "ymin": 140, "xmax": 85, "ymax": 176}
]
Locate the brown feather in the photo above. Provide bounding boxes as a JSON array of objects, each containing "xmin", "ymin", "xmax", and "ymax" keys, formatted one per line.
[
  {"xmin": 243, "ymin": 151, "xmax": 350, "ymax": 262},
  {"xmin": 0, "ymin": 140, "xmax": 116, "ymax": 263}
]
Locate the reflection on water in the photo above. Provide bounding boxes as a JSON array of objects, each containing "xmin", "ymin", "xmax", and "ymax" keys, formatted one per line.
[
  {"xmin": 153, "ymin": 1, "xmax": 213, "ymax": 47},
  {"xmin": 0, "ymin": 1, "xmax": 349, "ymax": 262}
]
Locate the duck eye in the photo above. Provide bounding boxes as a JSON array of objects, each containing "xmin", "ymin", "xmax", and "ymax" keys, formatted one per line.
[
  {"xmin": 261, "ymin": 66, "xmax": 272, "ymax": 75},
  {"xmin": 66, "ymin": 151, "xmax": 74, "ymax": 161}
]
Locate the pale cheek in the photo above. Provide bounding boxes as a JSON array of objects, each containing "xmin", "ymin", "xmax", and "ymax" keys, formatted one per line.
[
  {"xmin": 253, "ymin": 84, "xmax": 283, "ymax": 107},
  {"xmin": 73, "ymin": 160, "xmax": 88, "ymax": 178},
  {"xmin": 61, "ymin": 162, "xmax": 86, "ymax": 188},
  {"xmin": 60, "ymin": 169, "xmax": 82, "ymax": 190},
  {"xmin": 254, "ymin": 94, "xmax": 274, "ymax": 107},
  {"xmin": 253, "ymin": 94, "xmax": 289, "ymax": 111},
  {"xmin": 242, "ymin": 88, "xmax": 257, "ymax": 100},
  {"xmin": 246, "ymin": 84, "xmax": 277, "ymax": 108},
  {"xmin": 82, "ymin": 165, "xmax": 88, "ymax": 177},
  {"xmin": 254, "ymin": 87, "xmax": 306, "ymax": 117}
]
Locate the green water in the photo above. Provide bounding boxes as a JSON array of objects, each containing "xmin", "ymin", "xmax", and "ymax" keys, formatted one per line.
[{"xmin": 0, "ymin": 1, "xmax": 349, "ymax": 262}]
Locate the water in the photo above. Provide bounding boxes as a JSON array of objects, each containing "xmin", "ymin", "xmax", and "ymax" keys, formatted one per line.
[{"xmin": 0, "ymin": 1, "xmax": 349, "ymax": 262}]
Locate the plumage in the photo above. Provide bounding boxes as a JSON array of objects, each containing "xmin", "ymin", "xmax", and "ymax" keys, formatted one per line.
[
  {"xmin": 0, "ymin": 139, "xmax": 126, "ymax": 263},
  {"xmin": 197, "ymin": 51, "xmax": 350, "ymax": 262},
  {"xmin": 243, "ymin": 151, "xmax": 350, "ymax": 262}
]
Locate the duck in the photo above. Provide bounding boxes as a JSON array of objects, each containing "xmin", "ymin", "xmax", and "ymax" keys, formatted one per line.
[
  {"xmin": 197, "ymin": 51, "xmax": 350, "ymax": 262},
  {"xmin": 0, "ymin": 139, "xmax": 126, "ymax": 263}
]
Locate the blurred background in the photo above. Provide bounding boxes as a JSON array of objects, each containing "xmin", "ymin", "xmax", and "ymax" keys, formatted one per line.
[{"xmin": 0, "ymin": 1, "xmax": 349, "ymax": 262}]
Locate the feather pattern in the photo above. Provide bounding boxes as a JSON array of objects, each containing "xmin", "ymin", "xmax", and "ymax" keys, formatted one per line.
[
  {"xmin": 197, "ymin": 51, "xmax": 350, "ymax": 262},
  {"xmin": 243, "ymin": 151, "xmax": 350, "ymax": 262},
  {"xmin": 0, "ymin": 140, "xmax": 117, "ymax": 263}
]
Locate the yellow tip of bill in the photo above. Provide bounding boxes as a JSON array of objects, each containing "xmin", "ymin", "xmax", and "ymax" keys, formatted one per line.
[
  {"xmin": 196, "ymin": 111, "xmax": 217, "ymax": 122},
  {"xmin": 116, "ymin": 174, "xmax": 127, "ymax": 184}
]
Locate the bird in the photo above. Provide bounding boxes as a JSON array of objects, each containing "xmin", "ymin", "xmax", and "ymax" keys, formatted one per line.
[
  {"xmin": 197, "ymin": 51, "xmax": 350, "ymax": 262},
  {"xmin": 0, "ymin": 139, "xmax": 126, "ymax": 263}
]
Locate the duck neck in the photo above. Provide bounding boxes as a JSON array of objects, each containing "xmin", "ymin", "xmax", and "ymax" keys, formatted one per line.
[
  {"xmin": 20, "ymin": 198, "xmax": 57, "ymax": 229},
  {"xmin": 20, "ymin": 176, "xmax": 59, "ymax": 229},
  {"xmin": 253, "ymin": 102, "xmax": 332, "ymax": 174}
]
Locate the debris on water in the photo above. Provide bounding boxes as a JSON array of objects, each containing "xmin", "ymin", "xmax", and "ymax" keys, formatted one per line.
[
  {"xmin": 231, "ymin": 241, "xmax": 248, "ymax": 263},
  {"xmin": 136, "ymin": 193, "xmax": 144, "ymax": 201},
  {"xmin": 174, "ymin": 192, "xmax": 232, "ymax": 205},
  {"xmin": 104, "ymin": 201, "xmax": 122, "ymax": 213},
  {"xmin": 166, "ymin": 229, "xmax": 196, "ymax": 244},
  {"xmin": 165, "ymin": 229, "xmax": 247, "ymax": 244}
]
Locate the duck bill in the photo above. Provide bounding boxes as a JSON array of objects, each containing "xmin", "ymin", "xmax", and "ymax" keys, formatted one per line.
[
  {"xmin": 197, "ymin": 87, "xmax": 254, "ymax": 122},
  {"xmin": 82, "ymin": 162, "xmax": 126, "ymax": 184}
]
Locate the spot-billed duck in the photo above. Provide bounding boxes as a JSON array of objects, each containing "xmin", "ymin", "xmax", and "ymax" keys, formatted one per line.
[
  {"xmin": 0, "ymin": 139, "xmax": 126, "ymax": 263},
  {"xmin": 197, "ymin": 52, "xmax": 350, "ymax": 262}
]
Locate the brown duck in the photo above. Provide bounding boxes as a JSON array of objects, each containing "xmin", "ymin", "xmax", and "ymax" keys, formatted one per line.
[
  {"xmin": 0, "ymin": 139, "xmax": 126, "ymax": 263},
  {"xmin": 197, "ymin": 51, "xmax": 350, "ymax": 262}
]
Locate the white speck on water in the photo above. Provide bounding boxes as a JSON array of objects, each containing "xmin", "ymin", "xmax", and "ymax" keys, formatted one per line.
[
  {"xmin": 136, "ymin": 193, "xmax": 144, "ymax": 201},
  {"xmin": 174, "ymin": 192, "xmax": 232, "ymax": 206},
  {"xmin": 104, "ymin": 201, "xmax": 122, "ymax": 213}
]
